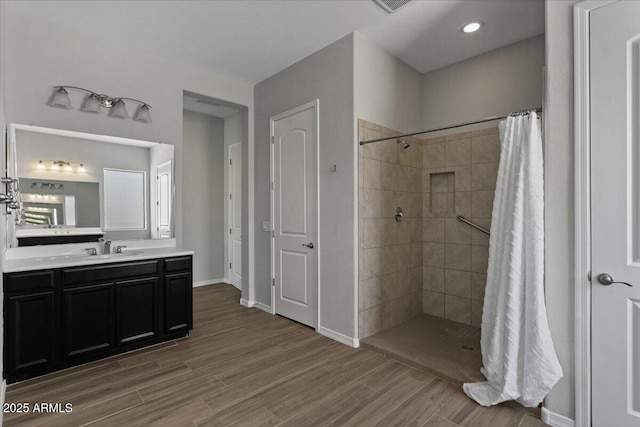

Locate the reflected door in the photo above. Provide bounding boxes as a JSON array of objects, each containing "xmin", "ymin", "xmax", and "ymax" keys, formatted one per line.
[
  {"xmin": 271, "ymin": 101, "xmax": 317, "ymax": 328},
  {"xmin": 228, "ymin": 142, "xmax": 242, "ymax": 290},
  {"xmin": 591, "ymin": 2, "xmax": 640, "ymax": 425},
  {"xmin": 156, "ymin": 161, "xmax": 172, "ymax": 238}
]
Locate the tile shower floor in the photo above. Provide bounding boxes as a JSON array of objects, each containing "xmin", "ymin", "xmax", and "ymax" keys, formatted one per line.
[{"xmin": 361, "ymin": 313, "xmax": 484, "ymax": 385}]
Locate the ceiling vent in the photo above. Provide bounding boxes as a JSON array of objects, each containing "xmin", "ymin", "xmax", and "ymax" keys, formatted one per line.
[{"xmin": 373, "ymin": 0, "xmax": 414, "ymax": 13}]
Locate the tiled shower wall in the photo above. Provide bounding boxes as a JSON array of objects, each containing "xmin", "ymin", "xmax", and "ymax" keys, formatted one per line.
[
  {"xmin": 358, "ymin": 119, "xmax": 424, "ymax": 338},
  {"xmin": 422, "ymin": 127, "xmax": 499, "ymax": 327},
  {"xmin": 358, "ymin": 121, "xmax": 499, "ymax": 338}
]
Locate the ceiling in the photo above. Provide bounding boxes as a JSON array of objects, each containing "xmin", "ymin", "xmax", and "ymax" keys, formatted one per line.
[{"xmin": 5, "ymin": 0, "xmax": 545, "ymax": 84}]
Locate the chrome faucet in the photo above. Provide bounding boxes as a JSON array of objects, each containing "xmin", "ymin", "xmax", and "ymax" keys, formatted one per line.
[{"xmin": 99, "ymin": 238, "xmax": 112, "ymax": 254}]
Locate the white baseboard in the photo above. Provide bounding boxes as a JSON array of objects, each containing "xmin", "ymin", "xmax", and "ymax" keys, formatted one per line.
[
  {"xmin": 318, "ymin": 326, "xmax": 359, "ymax": 348},
  {"xmin": 239, "ymin": 299, "xmax": 271, "ymax": 314},
  {"xmin": 253, "ymin": 302, "xmax": 272, "ymax": 313},
  {"xmin": 193, "ymin": 278, "xmax": 225, "ymax": 288},
  {"xmin": 541, "ymin": 407, "xmax": 575, "ymax": 427}
]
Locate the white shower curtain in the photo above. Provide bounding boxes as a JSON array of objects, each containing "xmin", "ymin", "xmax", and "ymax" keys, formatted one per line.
[{"xmin": 462, "ymin": 112, "xmax": 563, "ymax": 407}]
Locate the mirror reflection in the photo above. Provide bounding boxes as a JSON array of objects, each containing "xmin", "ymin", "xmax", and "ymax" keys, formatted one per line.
[
  {"xmin": 10, "ymin": 124, "xmax": 174, "ymax": 245},
  {"xmin": 20, "ymin": 178, "xmax": 100, "ymax": 228}
]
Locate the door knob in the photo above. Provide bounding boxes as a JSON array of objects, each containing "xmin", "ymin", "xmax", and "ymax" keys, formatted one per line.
[
  {"xmin": 302, "ymin": 242, "xmax": 314, "ymax": 249},
  {"xmin": 597, "ymin": 273, "xmax": 632, "ymax": 287}
]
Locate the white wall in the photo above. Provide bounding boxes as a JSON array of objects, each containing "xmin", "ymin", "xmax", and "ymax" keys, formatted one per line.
[
  {"xmin": 224, "ymin": 111, "xmax": 243, "ymax": 284},
  {"xmin": 354, "ymin": 33, "xmax": 423, "ymax": 133},
  {"xmin": 422, "ymin": 35, "xmax": 545, "ymax": 130},
  {"xmin": 183, "ymin": 110, "xmax": 225, "ymax": 284},
  {"xmin": 544, "ymin": 0, "xmax": 580, "ymax": 420},
  {"xmin": 2, "ymin": 9, "xmax": 254, "ymax": 256},
  {"xmin": 254, "ymin": 34, "xmax": 356, "ymax": 338}
]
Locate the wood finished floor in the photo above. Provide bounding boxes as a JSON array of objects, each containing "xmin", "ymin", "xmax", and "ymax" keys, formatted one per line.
[{"xmin": 4, "ymin": 285, "xmax": 547, "ymax": 427}]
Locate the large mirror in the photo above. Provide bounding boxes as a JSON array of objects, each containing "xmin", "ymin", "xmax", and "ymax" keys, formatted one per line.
[{"xmin": 8, "ymin": 124, "xmax": 174, "ymax": 246}]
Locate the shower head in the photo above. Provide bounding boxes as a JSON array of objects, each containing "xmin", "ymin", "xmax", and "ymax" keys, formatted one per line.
[{"xmin": 396, "ymin": 139, "xmax": 410, "ymax": 149}]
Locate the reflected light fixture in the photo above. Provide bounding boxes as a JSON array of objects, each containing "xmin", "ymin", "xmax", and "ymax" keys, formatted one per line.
[
  {"xmin": 50, "ymin": 86, "xmax": 152, "ymax": 122},
  {"xmin": 37, "ymin": 160, "xmax": 86, "ymax": 173},
  {"xmin": 461, "ymin": 21, "xmax": 482, "ymax": 33}
]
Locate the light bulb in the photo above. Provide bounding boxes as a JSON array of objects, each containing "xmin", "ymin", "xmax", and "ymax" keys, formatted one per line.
[
  {"xmin": 51, "ymin": 163, "xmax": 60, "ymax": 171},
  {"xmin": 78, "ymin": 164, "xmax": 86, "ymax": 173},
  {"xmin": 462, "ymin": 22, "xmax": 482, "ymax": 33},
  {"xmin": 37, "ymin": 161, "xmax": 46, "ymax": 170},
  {"xmin": 64, "ymin": 163, "xmax": 73, "ymax": 172}
]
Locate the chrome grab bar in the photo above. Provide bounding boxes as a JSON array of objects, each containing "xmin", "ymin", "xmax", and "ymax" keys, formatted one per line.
[{"xmin": 457, "ymin": 215, "xmax": 490, "ymax": 236}]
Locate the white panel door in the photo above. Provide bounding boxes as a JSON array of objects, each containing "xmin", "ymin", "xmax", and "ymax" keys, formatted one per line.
[
  {"xmin": 591, "ymin": 2, "xmax": 640, "ymax": 426},
  {"xmin": 228, "ymin": 142, "xmax": 242, "ymax": 291},
  {"xmin": 271, "ymin": 102, "xmax": 317, "ymax": 328},
  {"xmin": 156, "ymin": 161, "xmax": 172, "ymax": 238}
]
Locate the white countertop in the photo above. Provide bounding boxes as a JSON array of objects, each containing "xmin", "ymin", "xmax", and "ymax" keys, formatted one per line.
[{"xmin": 3, "ymin": 245, "xmax": 193, "ymax": 273}]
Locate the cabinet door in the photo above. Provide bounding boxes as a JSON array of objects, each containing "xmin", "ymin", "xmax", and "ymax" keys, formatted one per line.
[
  {"xmin": 164, "ymin": 272, "xmax": 192, "ymax": 334},
  {"xmin": 6, "ymin": 292, "xmax": 55, "ymax": 373},
  {"xmin": 63, "ymin": 283, "xmax": 115, "ymax": 358},
  {"xmin": 116, "ymin": 277, "xmax": 159, "ymax": 345}
]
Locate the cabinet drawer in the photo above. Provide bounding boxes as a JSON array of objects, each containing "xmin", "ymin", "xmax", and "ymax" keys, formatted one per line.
[
  {"xmin": 164, "ymin": 257, "xmax": 192, "ymax": 273},
  {"xmin": 5, "ymin": 270, "xmax": 55, "ymax": 294},
  {"xmin": 63, "ymin": 260, "xmax": 158, "ymax": 286}
]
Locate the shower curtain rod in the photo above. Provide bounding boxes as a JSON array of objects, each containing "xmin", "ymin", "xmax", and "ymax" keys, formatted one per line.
[{"xmin": 359, "ymin": 107, "xmax": 542, "ymax": 145}]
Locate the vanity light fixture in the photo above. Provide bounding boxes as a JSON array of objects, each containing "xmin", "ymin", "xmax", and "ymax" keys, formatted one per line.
[
  {"xmin": 49, "ymin": 87, "xmax": 73, "ymax": 109},
  {"xmin": 50, "ymin": 86, "xmax": 152, "ymax": 122},
  {"xmin": 461, "ymin": 21, "xmax": 483, "ymax": 33}
]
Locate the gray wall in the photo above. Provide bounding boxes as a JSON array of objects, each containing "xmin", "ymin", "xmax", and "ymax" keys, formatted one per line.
[
  {"xmin": 354, "ymin": 33, "xmax": 423, "ymax": 133},
  {"xmin": 544, "ymin": 0, "xmax": 580, "ymax": 420},
  {"xmin": 422, "ymin": 35, "xmax": 545, "ymax": 130},
  {"xmin": 2, "ymin": 8, "xmax": 254, "ymax": 253},
  {"xmin": 15, "ymin": 130, "xmax": 152, "ymax": 240},
  {"xmin": 254, "ymin": 34, "xmax": 356, "ymax": 337},
  {"xmin": 183, "ymin": 110, "xmax": 225, "ymax": 284}
]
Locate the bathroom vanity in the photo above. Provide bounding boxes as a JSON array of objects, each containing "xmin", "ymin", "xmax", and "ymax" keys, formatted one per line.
[
  {"xmin": 3, "ymin": 248, "xmax": 193, "ymax": 383},
  {"xmin": 2, "ymin": 123, "xmax": 191, "ymax": 384}
]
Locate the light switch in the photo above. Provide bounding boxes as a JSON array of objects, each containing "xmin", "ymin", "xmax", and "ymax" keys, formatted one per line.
[{"xmin": 262, "ymin": 221, "xmax": 271, "ymax": 232}]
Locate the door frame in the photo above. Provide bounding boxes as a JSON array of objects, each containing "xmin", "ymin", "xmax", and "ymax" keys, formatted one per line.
[
  {"xmin": 269, "ymin": 99, "xmax": 320, "ymax": 330},
  {"xmin": 226, "ymin": 141, "xmax": 242, "ymax": 290},
  {"xmin": 574, "ymin": 2, "xmax": 618, "ymax": 427}
]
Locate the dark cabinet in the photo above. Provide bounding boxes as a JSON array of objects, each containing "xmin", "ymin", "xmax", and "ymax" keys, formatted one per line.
[
  {"xmin": 116, "ymin": 277, "xmax": 159, "ymax": 345},
  {"xmin": 4, "ymin": 255, "xmax": 192, "ymax": 383},
  {"xmin": 6, "ymin": 291, "xmax": 55, "ymax": 373},
  {"xmin": 165, "ymin": 272, "xmax": 192, "ymax": 334},
  {"xmin": 63, "ymin": 283, "xmax": 115, "ymax": 358}
]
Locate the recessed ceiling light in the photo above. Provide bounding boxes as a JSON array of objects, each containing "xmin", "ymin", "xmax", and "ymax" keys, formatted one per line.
[{"xmin": 462, "ymin": 22, "xmax": 483, "ymax": 34}]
